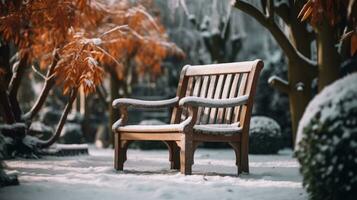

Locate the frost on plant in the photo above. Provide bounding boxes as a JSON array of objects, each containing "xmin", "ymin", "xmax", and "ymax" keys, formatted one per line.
[{"xmin": 295, "ymin": 73, "xmax": 357, "ymax": 200}]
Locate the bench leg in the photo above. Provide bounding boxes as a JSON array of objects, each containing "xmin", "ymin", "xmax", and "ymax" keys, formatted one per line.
[
  {"xmin": 180, "ymin": 139, "xmax": 194, "ymax": 175},
  {"xmin": 233, "ymin": 129, "xmax": 250, "ymax": 175},
  {"xmin": 230, "ymin": 141, "xmax": 249, "ymax": 175},
  {"xmin": 114, "ymin": 134, "xmax": 128, "ymax": 171},
  {"xmin": 239, "ymin": 140, "xmax": 249, "ymax": 174},
  {"xmin": 229, "ymin": 142, "xmax": 241, "ymax": 175},
  {"xmin": 165, "ymin": 141, "xmax": 180, "ymax": 170}
]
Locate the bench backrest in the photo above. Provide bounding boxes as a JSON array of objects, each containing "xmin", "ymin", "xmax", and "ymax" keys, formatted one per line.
[{"xmin": 170, "ymin": 60, "xmax": 264, "ymax": 130}]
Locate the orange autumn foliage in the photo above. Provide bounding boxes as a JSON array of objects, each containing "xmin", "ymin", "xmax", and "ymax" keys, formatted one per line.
[
  {"xmin": 55, "ymin": 34, "xmax": 105, "ymax": 95},
  {"xmin": 298, "ymin": 0, "xmax": 345, "ymax": 27},
  {"xmin": 0, "ymin": 0, "xmax": 184, "ymax": 95},
  {"xmin": 93, "ymin": 3, "xmax": 185, "ymax": 79},
  {"xmin": 298, "ymin": 0, "xmax": 357, "ymax": 56}
]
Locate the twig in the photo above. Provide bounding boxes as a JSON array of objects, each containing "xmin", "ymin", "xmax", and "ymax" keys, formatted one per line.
[
  {"xmin": 94, "ymin": 45, "xmax": 122, "ymax": 66},
  {"xmin": 31, "ymin": 65, "xmax": 46, "ymax": 80},
  {"xmin": 99, "ymin": 25, "xmax": 129, "ymax": 38}
]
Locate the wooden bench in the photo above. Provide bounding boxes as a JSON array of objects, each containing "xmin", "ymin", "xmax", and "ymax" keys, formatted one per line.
[{"xmin": 112, "ymin": 60, "xmax": 264, "ymax": 175}]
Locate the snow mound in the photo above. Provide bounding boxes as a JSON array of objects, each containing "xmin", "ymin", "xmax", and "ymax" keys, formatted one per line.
[
  {"xmin": 295, "ymin": 73, "xmax": 357, "ymax": 199},
  {"xmin": 1, "ymin": 146, "xmax": 306, "ymax": 200},
  {"xmin": 249, "ymin": 116, "xmax": 282, "ymax": 154},
  {"xmin": 250, "ymin": 116, "xmax": 281, "ymax": 137}
]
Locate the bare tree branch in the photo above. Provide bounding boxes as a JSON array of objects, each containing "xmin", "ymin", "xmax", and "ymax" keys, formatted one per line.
[
  {"xmin": 31, "ymin": 65, "xmax": 46, "ymax": 80},
  {"xmin": 267, "ymin": 0, "xmax": 274, "ymax": 20},
  {"xmin": 234, "ymin": 0, "xmax": 316, "ymax": 67},
  {"xmin": 268, "ymin": 76, "xmax": 290, "ymax": 93},
  {"xmin": 23, "ymin": 51, "xmax": 59, "ymax": 120},
  {"xmin": 37, "ymin": 87, "xmax": 78, "ymax": 148}
]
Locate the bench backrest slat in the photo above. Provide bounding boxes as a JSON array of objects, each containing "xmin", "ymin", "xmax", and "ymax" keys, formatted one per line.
[{"xmin": 171, "ymin": 60, "xmax": 263, "ymax": 131}]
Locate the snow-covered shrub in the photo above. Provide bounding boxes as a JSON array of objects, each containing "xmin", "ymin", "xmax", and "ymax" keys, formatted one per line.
[
  {"xmin": 295, "ymin": 73, "xmax": 357, "ymax": 200},
  {"xmin": 249, "ymin": 116, "xmax": 282, "ymax": 154},
  {"xmin": 59, "ymin": 123, "xmax": 83, "ymax": 144},
  {"xmin": 253, "ymin": 53, "xmax": 291, "ymax": 147},
  {"xmin": 0, "ymin": 133, "xmax": 18, "ymax": 187},
  {"xmin": 0, "ymin": 124, "xmax": 39, "ymax": 157},
  {"xmin": 58, "ymin": 112, "xmax": 85, "ymax": 144},
  {"xmin": 40, "ymin": 107, "xmax": 62, "ymax": 125},
  {"xmin": 29, "ymin": 122, "xmax": 53, "ymax": 140},
  {"xmin": 67, "ymin": 112, "xmax": 84, "ymax": 123},
  {"xmin": 0, "ymin": 133, "xmax": 8, "ymax": 160}
]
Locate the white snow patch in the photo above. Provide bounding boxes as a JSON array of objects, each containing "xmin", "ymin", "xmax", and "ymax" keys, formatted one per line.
[{"xmin": 1, "ymin": 146, "xmax": 306, "ymax": 200}]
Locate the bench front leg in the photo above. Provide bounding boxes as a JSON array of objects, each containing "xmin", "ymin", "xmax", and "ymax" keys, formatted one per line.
[
  {"xmin": 114, "ymin": 134, "xmax": 130, "ymax": 171},
  {"xmin": 179, "ymin": 136, "xmax": 194, "ymax": 175}
]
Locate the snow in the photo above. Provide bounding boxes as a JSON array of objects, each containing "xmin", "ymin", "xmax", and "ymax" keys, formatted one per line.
[
  {"xmin": 45, "ymin": 144, "xmax": 89, "ymax": 151},
  {"xmin": 0, "ymin": 146, "xmax": 306, "ymax": 200},
  {"xmin": 250, "ymin": 116, "xmax": 281, "ymax": 137},
  {"xmin": 40, "ymin": 144, "xmax": 89, "ymax": 156},
  {"xmin": 0, "ymin": 123, "xmax": 27, "ymax": 132},
  {"xmin": 29, "ymin": 122, "xmax": 52, "ymax": 133}
]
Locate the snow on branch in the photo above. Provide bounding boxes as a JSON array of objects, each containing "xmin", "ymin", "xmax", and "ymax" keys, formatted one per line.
[
  {"xmin": 268, "ymin": 75, "xmax": 290, "ymax": 93},
  {"xmin": 234, "ymin": 0, "xmax": 316, "ymax": 68}
]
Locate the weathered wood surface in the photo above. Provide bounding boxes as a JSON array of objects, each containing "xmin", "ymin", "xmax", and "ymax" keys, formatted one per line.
[{"xmin": 112, "ymin": 60, "xmax": 264, "ymax": 175}]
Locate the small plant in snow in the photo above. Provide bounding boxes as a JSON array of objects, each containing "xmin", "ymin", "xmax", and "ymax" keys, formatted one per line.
[
  {"xmin": 295, "ymin": 73, "xmax": 357, "ymax": 200},
  {"xmin": 249, "ymin": 116, "xmax": 282, "ymax": 154}
]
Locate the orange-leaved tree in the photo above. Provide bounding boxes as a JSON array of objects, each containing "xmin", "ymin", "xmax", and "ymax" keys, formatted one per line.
[
  {"xmin": 77, "ymin": 1, "xmax": 185, "ymax": 146},
  {"xmin": 0, "ymin": 0, "xmax": 183, "ymax": 149},
  {"xmin": 298, "ymin": 0, "xmax": 357, "ymax": 61}
]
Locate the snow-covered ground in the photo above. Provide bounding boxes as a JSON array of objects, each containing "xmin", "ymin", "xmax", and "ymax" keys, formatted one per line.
[{"xmin": 0, "ymin": 146, "xmax": 307, "ymax": 200}]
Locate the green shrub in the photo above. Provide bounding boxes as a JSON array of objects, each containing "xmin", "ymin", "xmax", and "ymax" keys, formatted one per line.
[
  {"xmin": 249, "ymin": 116, "xmax": 282, "ymax": 154},
  {"xmin": 295, "ymin": 73, "xmax": 357, "ymax": 200}
]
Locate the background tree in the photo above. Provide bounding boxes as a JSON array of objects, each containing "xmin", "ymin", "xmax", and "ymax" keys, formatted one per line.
[
  {"xmin": 157, "ymin": 0, "xmax": 292, "ymax": 147},
  {"xmin": 0, "ymin": 0, "xmax": 105, "ymax": 149},
  {"xmin": 177, "ymin": 0, "xmax": 243, "ymax": 63},
  {"xmin": 233, "ymin": 0, "xmax": 356, "ymax": 144}
]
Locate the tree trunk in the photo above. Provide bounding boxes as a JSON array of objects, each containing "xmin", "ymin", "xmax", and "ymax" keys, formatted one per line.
[
  {"xmin": 286, "ymin": 9, "xmax": 315, "ymax": 145},
  {"xmin": 0, "ymin": 44, "xmax": 12, "ymax": 86},
  {"xmin": 287, "ymin": 60, "xmax": 313, "ymax": 144},
  {"xmin": 0, "ymin": 86, "xmax": 16, "ymax": 124},
  {"xmin": 109, "ymin": 73, "xmax": 120, "ymax": 147},
  {"xmin": 316, "ymin": 20, "xmax": 340, "ymax": 91}
]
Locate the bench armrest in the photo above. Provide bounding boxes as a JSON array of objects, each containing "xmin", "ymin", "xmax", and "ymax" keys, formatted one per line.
[
  {"xmin": 112, "ymin": 97, "xmax": 179, "ymax": 109},
  {"xmin": 179, "ymin": 95, "xmax": 249, "ymax": 108},
  {"xmin": 112, "ymin": 97, "xmax": 179, "ymax": 132}
]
